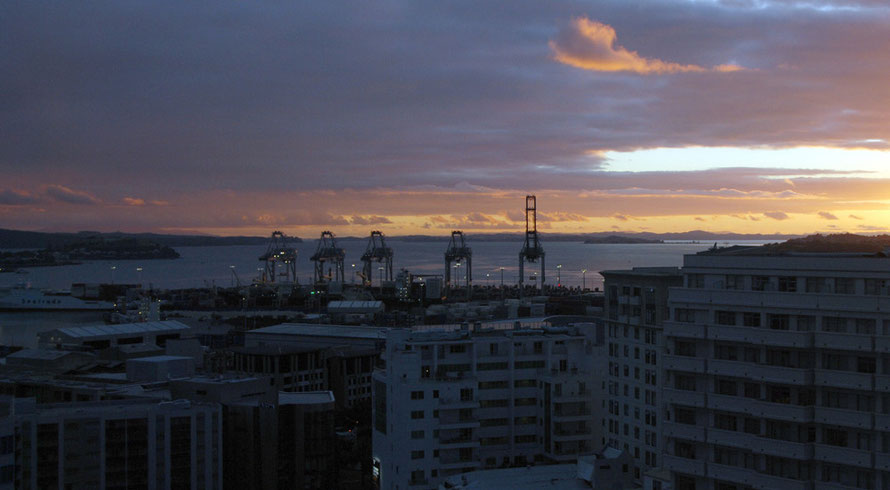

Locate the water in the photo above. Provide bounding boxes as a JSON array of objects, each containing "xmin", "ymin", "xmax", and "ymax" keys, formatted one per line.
[
  {"xmin": 0, "ymin": 239, "xmax": 770, "ymax": 347},
  {"xmin": 0, "ymin": 240, "xmax": 770, "ymax": 291}
]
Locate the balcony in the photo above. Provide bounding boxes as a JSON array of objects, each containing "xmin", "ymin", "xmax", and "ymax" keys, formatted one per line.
[
  {"xmin": 709, "ymin": 324, "xmax": 812, "ymax": 348},
  {"xmin": 663, "ymin": 422, "xmax": 706, "ymax": 442},
  {"xmin": 663, "ymin": 388, "xmax": 705, "ymax": 408},
  {"xmin": 875, "ymin": 452, "xmax": 890, "ymax": 471},
  {"xmin": 876, "ymin": 337, "xmax": 890, "ymax": 353},
  {"xmin": 662, "ymin": 454, "xmax": 706, "ymax": 476},
  {"xmin": 707, "ymin": 394, "xmax": 814, "ymax": 422},
  {"xmin": 707, "ymin": 428, "xmax": 759, "ymax": 451},
  {"xmin": 814, "ymin": 407, "xmax": 872, "ymax": 429},
  {"xmin": 438, "ymin": 438, "xmax": 480, "ymax": 449},
  {"xmin": 813, "ymin": 369, "xmax": 874, "ymax": 390},
  {"xmin": 665, "ymin": 322, "xmax": 705, "ymax": 339},
  {"xmin": 553, "ymin": 390, "xmax": 592, "ymax": 403},
  {"xmin": 713, "ymin": 466, "xmax": 811, "ymax": 490},
  {"xmin": 755, "ymin": 437, "xmax": 812, "ymax": 460},
  {"xmin": 876, "ymin": 414, "xmax": 890, "ymax": 432},
  {"xmin": 663, "ymin": 355, "xmax": 706, "ymax": 374},
  {"xmin": 438, "ymin": 398, "xmax": 480, "ymax": 409},
  {"xmin": 814, "ymin": 444, "xmax": 872, "ymax": 468},
  {"xmin": 438, "ymin": 460, "xmax": 481, "ymax": 471},
  {"xmin": 708, "ymin": 359, "xmax": 812, "ymax": 385},
  {"xmin": 875, "ymin": 374, "xmax": 890, "ymax": 391},
  {"xmin": 814, "ymin": 332, "xmax": 872, "ymax": 351},
  {"xmin": 438, "ymin": 419, "xmax": 480, "ymax": 430}
]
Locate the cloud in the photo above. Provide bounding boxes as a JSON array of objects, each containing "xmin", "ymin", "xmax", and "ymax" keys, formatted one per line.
[
  {"xmin": 350, "ymin": 215, "xmax": 393, "ymax": 225},
  {"xmin": 613, "ymin": 214, "xmax": 630, "ymax": 222},
  {"xmin": 123, "ymin": 197, "xmax": 146, "ymax": 206},
  {"xmin": 817, "ymin": 211, "xmax": 839, "ymax": 220},
  {"xmin": 44, "ymin": 185, "xmax": 100, "ymax": 205},
  {"xmin": 694, "ymin": 216, "xmax": 705, "ymax": 221},
  {"xmin": 0, "ymin": 189, "xmax": 39, "ymax": 205},
  {"xmin": 763, "ymin": 211, "xmax": 790, "ymax": 220},
  {"xmin": 549, "ymin": 17, "xmax": 743, "ymax": 75},
  {"xmin": 849, "ymin": 214, "xmax": 863, "ymax": 220}
]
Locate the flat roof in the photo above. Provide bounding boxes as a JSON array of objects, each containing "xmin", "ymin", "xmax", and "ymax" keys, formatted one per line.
[
  {"xmin": 249, "ymin": 323, "xmax": 390, "ymax": 340},
  {"xmin": 600, "ymin": 266, "xmax": 681, "ymax": 277},
  {"xmin": 279, "ymin": 390, "xmax": 335, "ymax": 405},
  {"xmin": 7, "ymin": 349, "xmax": 91, "ymax": 361},
  {"xmin": 127, "ymin": 355, "xmax": 194, "ymax": 364},
  {"xmin": 52, "ymin": 320, "xmax": 189, "ymax": 340},
  {"xmin": 440, "ymin": 464, "xmax": 588, "ymax": 489}
]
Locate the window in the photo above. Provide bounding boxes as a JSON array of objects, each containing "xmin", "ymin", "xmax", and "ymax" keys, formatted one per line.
[
  {"xmin": 715, "ymin": 413, "xmax": 737, "ymax": 431},
  {"xmin": 411, "ymin": 410, "xmax": 424, "ymax": 419},
  {"xmin": 675, "ymin": 308, "xmax": 697, "ymax": 323},
  {"xmin": 411, "ymin": 390, "xmax": 424, "ymax": 400},
  {"xmin": 836, "ymin": 277, "xmax": 856, "ymax": 294},
  {"xmin": 715, "ymin": 378, "xmax": 736, "ymax": 396},
  {"xmin": 411, "ymin": 430, "xmax": 424, "ymax": 439},
  {"xmin": 716, "ymin": 311, "xmax": 736, "ymax": 326},
  {"xmin": 743, "ymin": 312, "xmax": 761, "ymax": 327},
  {"xmin": 823, "ymin": 316, "xmax": 847, "ymax": 333},
  {"xmin": 411, "ymin": 450, "xmax": 425, "ymax": 459},
  {"xmin": 725, "ymin": 275, "xmax": 744, "ymax": 290},
  {"xmin": 687, "ymin": 274, "xmax": 704, "ymax": 288},
  {"xmin": 778, "ymin": 276, "xmax": 797, "ymax": 292},
  {"xmin": 768, "ymin": 314, "xmax": 789, "ymax": 330},
  {"xmin": 460, "ymin": 388, "xmax": 474, "ymax": 401},
  {"xmin": 675, "ymin": 375, "xmax": 696, "ymax": 391},
  {"xmin": 752, "ymin": 276, "xmax": 770, "ymax": 291},
  {"xmin": 675, "ymin": 407, "xmax": 695, "ymax": 425},
  {"xmin": 806, "ymin": 277, "xmax": 827, "ymax": 293}
]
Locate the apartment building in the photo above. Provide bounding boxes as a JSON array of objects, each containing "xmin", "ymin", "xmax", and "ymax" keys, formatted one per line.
[
  {"xmin": 602, "ymin": 267, "xmax": 681, "ymax": 481},
  {"xmin": 372, "ymin": 323, "xmax": 605, "ymax": 489},
  {"xmin": 6, "ymin": 397, "xmax": 221, "ymax": 489},
  {"xmin": 663, "ymin": 246, "xmax": 890, "ymax": 490}
]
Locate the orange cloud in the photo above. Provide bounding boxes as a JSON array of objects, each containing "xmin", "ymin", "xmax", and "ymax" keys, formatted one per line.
[
  {"xmin": 549, "ymin": 17, "xmax": 743, "ymax": 75},
  {"xmin": 123, "ymin": 197, "xmax": 146, "ymax": 206}
]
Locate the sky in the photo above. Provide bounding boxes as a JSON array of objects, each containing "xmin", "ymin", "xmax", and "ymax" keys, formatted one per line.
[{"xmin": 3, "ymin": 0, "xmax": 890, "ymax": 237}]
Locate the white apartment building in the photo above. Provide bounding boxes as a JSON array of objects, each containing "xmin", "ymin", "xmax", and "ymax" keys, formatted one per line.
[
  {"xmin": 663, "ymin": 247, "xmax": 890, "ymax": 490},
  {"xmin": 602, "ymin": 267, "xmax": 681, "ymax": 481},
  {"xmin": 372, "ymin": 323, "xmax": 605, "ymax": 489}
]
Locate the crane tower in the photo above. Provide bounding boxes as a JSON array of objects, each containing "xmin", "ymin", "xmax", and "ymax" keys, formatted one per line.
[
  {"xmin": 310, "ymin": 231, "xmax": 345, "ymax": 284},
  {"xmin": 444, "ymin": 231, "xmax": 472, "ymax": 294},
  {"xmin": 518, "ymin": 195, "xmax": 545, "ymax": 296},
  {"xmin": 360, "ymin": 231, "xmax": 393, "ymax": 287}
]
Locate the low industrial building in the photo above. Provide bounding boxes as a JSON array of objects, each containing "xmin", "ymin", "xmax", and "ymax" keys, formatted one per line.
[{"xmin": 38, "ymin": 320, "xmax": 190, "ymax": 351}]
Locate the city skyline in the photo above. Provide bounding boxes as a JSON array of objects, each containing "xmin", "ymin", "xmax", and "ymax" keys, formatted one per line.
[{"xmin": 3, "ymin": 1, "xmax": 890, "ymax": 236}]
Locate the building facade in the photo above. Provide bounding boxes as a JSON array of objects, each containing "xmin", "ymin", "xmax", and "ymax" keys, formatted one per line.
[
  {"xmin": 8, "ymin": 397, "xmax": 221, "ymax": 489},
  {"xmin": 372, "ymin": 323, "xmax": 605, "ymax": 489},
  {"xmin": 602, "ymin": 267, "xmax": 681, "ymax": 481},
  {"xmin": 663, "ymin": 248, "xmax": 890, "ymax": 490}
]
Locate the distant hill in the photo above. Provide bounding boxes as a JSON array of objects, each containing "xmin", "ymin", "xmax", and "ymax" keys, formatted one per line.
[
  {"xmin": 764, "ymin": 233, "xmax": 890, "ymax": 253},
  {"xmin": 584, "ymin": 235, "xmax": 662, "ymax": 244},
  {"xmin": 0, "ymin": 229, "xmax": 297, "ymax": 249},
  {"xmin": 391, "ymin": 231, "xmax": 800, "ymax": 243}
]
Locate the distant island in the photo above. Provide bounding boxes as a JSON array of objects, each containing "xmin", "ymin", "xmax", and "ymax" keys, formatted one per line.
[
  {"xmin": 583, "ymin": 235, "xmax": 663, "ymax": 244},
  {"xmin": 0, "ymin": 236, "xmax": 180, "ymax": 271},
  {"xmin": 0, "ymin": 229, "xmax": 294, "ymax": 249}
]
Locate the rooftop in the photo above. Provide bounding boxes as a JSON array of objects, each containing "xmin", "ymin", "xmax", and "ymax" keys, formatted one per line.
[
  {"xmin": 6, "ymin": 348, "xmax": 91, "ymax": 361},
  {"xmin": 600, "ymin": 266, "xmax": 681, "ymax": 277},
  {"xmin": 49, "ymin": 320, "xmax": 189, "ymax": 340},
  {"xmin": 279, "ymin": 390, "xmax": 335, "ymax": 405},
  {"xmin": 249, "ymin": 323, "xmax": 390, "ymax": 339}
]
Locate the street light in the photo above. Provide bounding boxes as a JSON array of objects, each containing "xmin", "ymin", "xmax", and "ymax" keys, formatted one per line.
[
  {"xmin": 557, "ymin": 264, "xmax": 562, "ymax": 286},
  {"xmin": 582, "ymin": 269, "xmax": 588, "ymax": 290},
  {"xmin": 499, "ymin": 267, "xmax": 504, "ymax": 288},
  {"xmin": 110, "ymin": 266, "xmax": 117, "ymax": 284},
  {"xmin": 137, "ymin": 266, "xmax": 143, "ymax": 286},
  {"xmin": 351, "ymin": 264, "xmax": 356, "ymax": 284}
]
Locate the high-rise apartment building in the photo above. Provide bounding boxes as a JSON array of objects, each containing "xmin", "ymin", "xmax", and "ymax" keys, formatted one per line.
[
  {"xmin": 372, "ymin": 323, "xmax": 604, "ymax": 489},
  {"xmin": 663, "ymin": 247, "xmax": 890, "ymax": 490},
  {"xmin": 602, "ymin": 267, "xmax": 681, "ymax": 481}
]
